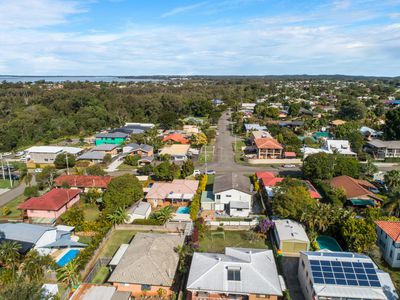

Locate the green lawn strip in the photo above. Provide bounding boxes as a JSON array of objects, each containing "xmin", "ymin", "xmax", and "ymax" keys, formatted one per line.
[
  {"xmin": 0, "ymin": 194, "xmax": 27, "ymax": 217},
  {"xmin": 82, "ymin": 204, "xmax": 100, "ymax": 222},
  {"xmin": 199, "ymin": 230, "xmax": 267, "ymax": 253},
  {"xmin": 233, "ymin": 140, "xmax": 246, "ymax": 164},
  {"xmin": 91, "ymin": 266, "xmax": 110, "ymax": 284},
  {"xmin": 117, "ymin": 163, "xmax": 137, "ymax": 170},
  {"xmin": 198, "ymin": 145, "xmax": 215, "ymax": 164},
  {"xmin": 0, "ymin": 179, "xmax": 16, "ymax": 189},
  {"xmin": 98, "ymin": 230, "xmax": 136, "ymax": 257}
]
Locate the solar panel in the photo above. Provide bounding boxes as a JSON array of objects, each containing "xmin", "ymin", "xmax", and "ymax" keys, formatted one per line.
[{"xmin": 310, "ymin": 259, "xmax": 381, "ymax": 288}]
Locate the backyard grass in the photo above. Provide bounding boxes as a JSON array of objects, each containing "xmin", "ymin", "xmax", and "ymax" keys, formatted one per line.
[
  {"xmin": 78, "ymin": 236, "xmax": 93, "ymax": 245},
  {"xmin": 0, "ymin": 194, "xmax": 27, "ymax": 217},
  {"xmin": 199, "ymin": 230, "xmax": 267, "ymax": 253},
  {"xmin": 91, "ymin": 266, "xmax": 109, "ymax": 284},
  {"xmin": 198, "ymin": 145, "xmax": 215, "ymax": 164},
  {"xmin": 82, "ymin": 204, "xmax": 100, "ymax": 222},
  {"xmin": 117, "ymin": 163, "xmax": 137, "ymax": 170},
  {"xmin": 99, "ymin": 230, "xmax": 136, "ymax": 257}
]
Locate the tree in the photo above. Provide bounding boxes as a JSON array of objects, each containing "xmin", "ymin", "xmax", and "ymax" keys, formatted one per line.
[
  {"xmin": 0, "ymin": 241, "xmax": 20, "ymax": 269},
  {"xmin": 36, "ymin": 166, "xmax": 57, "ymax": 189},
  {"xmin": 303, "ymin": 153, "xmax": 334, "ymax": 180},
  {"xmin": 384, "ymin": 107, "xmax": 400, "ymax": 139},
  {"xmin": 361, "ymin": 157, "xmax": 378, "ymax": 178},
  {"xmin": 153, "ymin": 161, "xmax": 174, "ymax": 181},
  {"xmin": 272, "ymin": 179, "xmax": 316, "ymax": 220},
  {"xmin": 0, "ymin": 280, "xmax": 49, "ymax": 300},
  {"xmin": 23, "ymin": 186, "xmax": 39, "ymax": 198},
  {"xmin": 338, "ymin": 100, "xmax": 367, "ymax": 120},
  {"xmin": 124, "ymin": 154, "xmax": 140, "ymax": 166},
  {"xmin": 333, "ymin": 155, "xmax": 360, "ymax": 178},
  {"xmin": 288, "ymin": 103, "xmax": 301, "ymax": 116},
  {"xmin": 384, "ymin": 170, "xmax": 400, "ymax": 191},
  {"xmin": 341, "ymin": 218, "xmax": 376, "ymax": 252},
  {"xmin": 20, "ymin": 250, "xmax": 54, "ymax": 283},
  {"xmin": 159, "ymin": 111, "xmax": 178, "ymax": 129},
  {"xmin": 23, "ymin": 173, "xmax": 33, "ymax": 186},
  {"xmin": 181, "ymin": 159, "xmax": 195, "ymax": 178},
  {"xmin": 151, "ymin": 206, "xmax": 173, "ymax": 224},
  {"xmin": 334, "ymin": 122, "xmax": 364, "ymax": 155},
  {"xmin": 103, "ymin": 174, "xmax": 143, "ymax": 211},
  {"xmin": 54, "ymin": 153, "xmax": 76, "ymax": 169},
  {"xmin": 86, "ymin": 164, "xmax": 106, "ymax": 176},
  {"xmin": 103, "ymin": 153, "xmax": 112, "ymax": 164},
  {"xmin": 57, "ymin": 259, "xmax": 80, "ymax": 288},
  {"xmin": 60, "ymin": 206, "xmax": 85, "ymax": 231},
  {"xmin": 107, "ymin": 207, "xmax": 128, "ymax": 227},
  {"xmin": 190, "ymin": 133, "xmax": 208, "ymax": 147}
]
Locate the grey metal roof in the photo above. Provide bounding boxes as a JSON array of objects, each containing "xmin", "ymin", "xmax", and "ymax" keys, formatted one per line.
[
  {"xmin": 274, "ymin": 219, "xmax": 309, "ymax": 243},
  {"xmin": 127, "ymin": 201, "xmax": 151, "ymax": 216},
  {"xmin": 92, "ymin": 144, "xmax": 118, "ymax": 151},
  {"xmin": 44, "ymin": 236, "xmax": 87, "ymax": 248},
  {"xmin": 213, "ymin": 174, "xmax": 252, "ymax": 195},
  {"xmin": 110, "ymin": 291, "xmax": 131, "ymax": 300},
  {"xmin": 187, "ymin": 248, "xmax": 283, "ymax": 296},
  {"xmin": 78, "ymin": 151, "xmax": 106, "ymax": 160},
  {"xmin": 0, "ymin": 223, "xmax": 52, "ymax": 244},
  {"xmin": 96, "ymin": 132, "xmax": 128, "ymax": 139},
  {"xmin": 367, "ymin": 139, "xmax": 400, "ymax": 149},
  {"xmin": 108, "ymin": 232, "xmax": 184, "ymax": 286}
]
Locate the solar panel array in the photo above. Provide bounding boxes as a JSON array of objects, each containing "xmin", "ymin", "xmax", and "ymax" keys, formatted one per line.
[{"xmin": 310, "ymin": 260, "xmax": 381, "ymax": 288}]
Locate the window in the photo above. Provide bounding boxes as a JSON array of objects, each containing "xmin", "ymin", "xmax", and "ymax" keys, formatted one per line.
[
  {"xmin": 227, "ymin": 268, "xmax": 241, "ymax": 281},
  {"xmin": 236, "ymin": 208, "xmax": 243, "ymax": 211},
  {"xmin": 216, "ymin": 195, "xmax": 221, "ymax": 200},
  {"xmin": 256, "ymin": 295, "xmax": 270, "ymax": 298},
  {"xmin": 397, "ymin": 253, "xmax": 400, "ymax": 261},
  {"xmin": 226, "ymin": 195, "xmax": 232, "ymax": 198},
  {"xmin": 141, "ymin": 284, "xmax": 151, "ymax": 291},
  {"xmin": 390, "ymin": 250, "xmax": 393, "ymax": 258}
]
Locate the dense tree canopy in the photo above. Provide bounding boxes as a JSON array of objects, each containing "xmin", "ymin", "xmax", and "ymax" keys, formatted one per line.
[{"xmin": 385, "ymin": 107, "xmax": 400, "ymax": 140}]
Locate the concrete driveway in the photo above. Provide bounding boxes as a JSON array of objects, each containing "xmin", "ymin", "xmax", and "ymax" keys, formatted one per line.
[{"xmin": 281, "ymin": 256, "xmax": 305, "ymax": 300}]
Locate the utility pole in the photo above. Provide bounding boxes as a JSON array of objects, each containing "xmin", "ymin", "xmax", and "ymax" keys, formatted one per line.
[
  {"xmin": 6, "ymin": 161, "xmax": 12, "ymax": 187},
  {"xmin": 65, "ymin": 153, "xmax": 69, "ymax": 175},
  {"xmin": 0, "ymin": 154, "xmax": 4, "ymax": 180}
]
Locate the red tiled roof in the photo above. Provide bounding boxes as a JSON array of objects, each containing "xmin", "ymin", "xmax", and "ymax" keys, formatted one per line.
[
  {"xmin": 19, "ymin": 188, "xmax": 80, "ymax": 211},
  {"xmin": 54, "ymin": 175, "xmax": 112, "ymax": 189},
  {"xmin": 254, "ymin": 138, "xmax": 283, "ymax": 150},
  {"xmin": 162, "ymin": 133, "xmax": 189, "ymax": 144},
  {"xmin": 329, "ymin": 175, "xmax": 380, "ymax": 201},
  {"xmin": 304, "ymin": 180, "xmax": 322, "ymax": 199},
  {"xmin": 375, "ymin": 221, "xmax": 400, "ymax": 242},
  {"xmin": 284, "ymin": 151, "xmax": 296, "ymax": 157},
  {"xmin": 255, "ymin": 172, "xmax": 276, "ymax": 180},
  {"xmin": 261, "ymin": 177, "xmax": 284, "ymax": 187}
]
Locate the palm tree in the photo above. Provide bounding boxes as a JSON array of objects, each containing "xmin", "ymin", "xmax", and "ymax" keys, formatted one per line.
[
  {"xmin": 384, "ymin": 170, "xmax": 400, "ymax": 191},
  {"xmin": 23, "ymin": 173, "xmax": 33, "ymax": 186},
  {"xmin": 106, "ymin": 207, "xmax": 128, "ymax": 227},
  {"xmin": 154, "ymin": 206, "xmax": 173, "ymax": 224},
  {"xmin": 57, "ymin": 259, "xmax": 80, "ymax": 288},
  {"xmin": 383, "ymin": 191, "xmax": 400, "ymax": 217},
  {"xmin": 19, "ymin": 250, "xmax": 54, "ymax": 282},
  {"xmin": 0, "ymin": 241, "xmax": 21, "ymax": 269}
]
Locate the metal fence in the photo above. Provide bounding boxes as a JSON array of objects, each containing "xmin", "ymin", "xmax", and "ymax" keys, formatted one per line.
[{"xmin": 83, "ymin": 257, "xmax": 111, "ymax": 283}]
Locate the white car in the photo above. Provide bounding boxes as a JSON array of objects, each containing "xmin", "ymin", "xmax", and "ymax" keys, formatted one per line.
[
  {"xmin": 282, "ymin": 164, "xmax": 296, "ymax": 168},
  {"xmin": 15, "ymin": 151, "xmax": 25, "ymax": 157},
  {"xmin": 1, "ymin": 152, "xmax": 12, "ymax": 157},
  {"xmin": 19, "ymin": 157, "xmax": 28, "ymax": 162},
  {"xmin": 34, "ymin": 168, "xmax": 43, "ymax": 173},
  {"xmin": 193, "ymin": 169, "xmax": 201, "ymax": 176}
]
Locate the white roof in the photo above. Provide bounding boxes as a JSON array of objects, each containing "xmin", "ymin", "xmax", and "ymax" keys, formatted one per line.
[
  {"xmin": 56, "ymin": 225, "xmax": 75, "ymax": 232},
  {"xmin": 127, "ymin": 201, "xmax": 151, "ymax": 216},
  {"xmin": 187, "ymin": 248, "xmax": 283, "ymax": 296},
  {"xmin": 109, "ymin": 244, "xmax": 129, "ymax": 266},
  {"xmin": 274, "ymin": 219, "xmax": 309, "ymax": 243},
  {"xmin": 26, "ymin": 146, "xmax": 83, "ymax": 155},
  {"xmin": 42, "ymin": 284, "xmax": 59, "ymax": 297}
]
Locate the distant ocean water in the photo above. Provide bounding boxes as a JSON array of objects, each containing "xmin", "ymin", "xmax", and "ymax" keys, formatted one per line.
[{"xmin": 0, "ymin": 76, "xmax": 163, "ymax": 83}]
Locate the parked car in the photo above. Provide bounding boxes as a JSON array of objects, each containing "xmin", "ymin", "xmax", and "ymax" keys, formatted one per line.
[
  {"xmin": 282, "ymin": 164, "xmax": 296, "ymax": 168},
  {"xmin": 19, "ymin": 156, "xmax": 28, "ymax": 162},
  {"xmin": 1, "ymin": 152, "xmax": 12, "ymax": 157},
  {"xmin": 3, "ymin": 173, "xmax": 20, "ymax": 180},
  {"xmin": 15, "ymin": 151, "xmax": 25, "ymax": 157},
  {"xmin": 34, "ymin": 168, "xmax": 43, "ymax": 173},
  {"xmin": 205, "ymin": 170, "xmax": 216, "ymax": 175},
  {"xmin": 193, "ymin": 169, "xmax": 201, "ymax": 176}
]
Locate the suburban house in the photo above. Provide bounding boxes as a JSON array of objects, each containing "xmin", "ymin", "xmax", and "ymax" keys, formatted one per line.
[
  {"xmin": 125, "ymin": 201, "xmax": 152, "ymax": 223},
  {"xmin": 0, "ymin": 223, "xmax": 85, "ymax": 255},
  {"xmin": 187, "ymin": 247, "xmax": 284, "ymax": 300},
  {"xmin": 123, "ymin": 143, "xmax": 154, "ymax": 157},
  {"xmin": 77, "ymin": 151, "xmax": 106, "ymax": 164},
  {"xmin": 365, "ymin": 139, "xmax": 400, "ymax": 159},
  {"xmin": 145, "ymin": 179, "xmax": 199, "ymax": 207},
  {"xmin": 244, "ymin": 123, "xmax": 268, "ymax": 134},
  {"xmin": 108, "ymin": 232, "xmax": 184, "ymax": 297},
  {"xmin": 278, "ymin": 120, "xmax": 304, "ymax": 128},
  {"xmin": 249, "ymin": 130, "xmax": 272, "ymax": 144},
  {"xmin": 162, "ymin": 132, "xmax": 190, "ymax": 144},
  {"xmin": 18, "ymin": 188, "xmax": 81, "ymax": 223},
  {"xmin": 91, "ymin": 144, "xmax": 119, "ymax": 156},
  {"xmin": 302, "ymin": 140, "xmax": 356, "ymax": 158},
  {"xmin": 95, "ymin": 132, "xmax": 128, "ymax": 146},
  {"xmin": 112, "ymin": 122, "xmax": 154, "ymax": 135},
  {"xmin": 328, "ymin": 175, "xmax": 382, "ymax": 207},
  {"xmin": 54, "ymin": 175, "xmax": 112, "ymax": 191},
  {"xmin": 159, "ymin": 144, "xmax": 191, "ymax": 161},
  {"xmin": 212, "ymin": 174, "xmax": 253, "ymax": 217},
  {"xmin": 254, "ymin": 137, "xmax": 283, "ymax": 159},
  {"xmin": 375, "ymin": 221, "xmax": 400, "ymax": 268},
  {"xmin": 360, "ymin": 126, "xmax": 383, "ymax": 139},
  {"xmin": 71, "ymin": 284, "xmax": 131, "ymax": 300},
  {"xmin": 240, "ymin": 102, "xmax": 257, "ymax": 113},
  {"xmin": 25, "ymin": 146, "xmax": 83, "ymax": 165},
  {"xmin": 298, "ymin": 251, "xmax": 398, "ymax": 300},
  {"xmin": 183, "ymin": 125, "xmax": 200, "ymax": 135},
  {"xmin": 273, "ymin": 219, "xmax": 310, "ymax": 255}
]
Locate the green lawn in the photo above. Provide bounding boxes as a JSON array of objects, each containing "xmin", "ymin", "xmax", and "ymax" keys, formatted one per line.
[
  {"xmin": 0, "ymin": 194, "xmax": 27, "ymax": 218},
  {"xmin": 0, "ymin": 179, "xmax": 17, "ymax": 189},
  {"xmin": 117, "ymin": 163, "xmax": 137, "ymax": 170},
  {"xmin": 233, "ymin": 140, "xmax": 246, "ymax": 164},
  {"xmin": 198, "ymin": 145, "xmax": 215, "ymax": 164},
  {"xmin": 83, "ymin": 204, "xmax": 100, "ymax": 222},
  {"xmin": 99, "ymin": 230, "xmax": 136, "ymax": 257},
  {"xmin": 91, "ymin": 266, "xmax": 109, "ymax": 284},
  {"xmin": 78, "ymin": 236, "xmax": 93, "ymax": 245},
  {"xmin": 199, "ymin": 230, "xmax": 268, "ymax": 253}
]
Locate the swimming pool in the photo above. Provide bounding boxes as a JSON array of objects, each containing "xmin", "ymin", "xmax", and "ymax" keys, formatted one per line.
[
  {"xmin": 57, "ymin": 249, "xmax": 80, "ymax": 267},
  {"xmin": 176, "ymin": 206, "xmax": 190, "ymax": 214},
  {"xmin": 317, "ymin": 235, "xmax": 342, "ymax": 252}
]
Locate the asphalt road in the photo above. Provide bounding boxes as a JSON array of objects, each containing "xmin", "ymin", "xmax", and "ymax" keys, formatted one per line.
[{"xmin": 0, "ymin": 174, "xmax": 36, "ymax": 207}]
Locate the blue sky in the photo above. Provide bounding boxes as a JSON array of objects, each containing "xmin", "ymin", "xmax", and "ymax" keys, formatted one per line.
[{"xmin": 0, "ymin": 0, "xmax": 399, "ymax": 76}]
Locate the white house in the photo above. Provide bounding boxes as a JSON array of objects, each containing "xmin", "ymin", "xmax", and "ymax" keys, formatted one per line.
[
  {"xmin": 125, "ymin": 201, "xmax": 151, "ymax": 223},
  {"xmin": 298, "ymin": 251, "xmax": 398, "ymax": 300},
  {"xmin": 302, "ymin": 139, "xmax": 356, "ymax": 158},
  {"xmin": 375, "ymin": 221, "xmax": 400, "ymax": 268},
  {"xmin": 213, "ymin": 174, "xmax": 253, "ymax": 217}
]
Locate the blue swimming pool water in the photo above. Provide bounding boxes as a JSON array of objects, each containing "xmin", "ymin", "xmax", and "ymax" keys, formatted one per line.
[
  {"xmin": 317, "ymin": 236, "xmax": 342, "ymax": 252},
  {"xmin": 57, "ymin": 249, "xmax": 80, "ymax": 267},
  {"xmin": 176, "ymin": 206, "xmax": 190, "ymax": 214}
]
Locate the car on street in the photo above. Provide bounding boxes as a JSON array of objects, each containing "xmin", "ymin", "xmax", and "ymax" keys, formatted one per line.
[
  {"xmin": 193, "ymin": 169, "xmax": 201, "ymax": 176},
  {"xmin": 34, "ymin": 168, "xmax": 43, "ymax": 173},
  {"xmin": 15, "ymin": 151, "xmax": 25, "ymax": 157},
  {"xmin": 205, "ymin": 170, "xmax": 216, "ymax": 175},
  {"xmin": 282, "ymin": 164, "xmax": 296, "ymax": 168}
]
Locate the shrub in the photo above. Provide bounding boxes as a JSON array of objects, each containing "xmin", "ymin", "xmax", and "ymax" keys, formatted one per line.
[
  {"xmin": 132, "ymin": 218, "xmax": 163, "ymax": 225},
  {"xmin": 2, "ymin": 207, "xmax": 11, "ymax": 216},
  {"xmin": 23, "ymin": 186, "xmax": 39, "ymax": 198}
]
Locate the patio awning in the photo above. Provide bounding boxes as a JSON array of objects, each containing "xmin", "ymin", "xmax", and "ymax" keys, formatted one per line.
[
  {"xmin": 182, "ymin": 193, "xmax": 194, "ymax": 200},
  {"xmin": 350, "ymin": 199, "xmax": 376, "ymax": 206},
  {"xmin": 44, "ymin": 238, "xmax": 87, "ymax": 248},
  {"xmin": 166, "ymin": 192, "xmax": 183, "ymax": 199}
]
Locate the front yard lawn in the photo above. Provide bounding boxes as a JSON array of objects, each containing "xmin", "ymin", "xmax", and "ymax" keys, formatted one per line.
[
  {"xmin": 0, "ymin": 179, "xmax": 17, "ymax": 189},
  {"xmin": 117, "ymin": 163, "xmax": 137, "ymax": 170},
  {"xmin": 199, "ymin": 230, "xmax": 267, "ymax": 253},
  {"xmin": 0, "ymin": 194, "xmax": 27, "ymax": 218},
  {"xmin": 98, "ymin": 230, "xmax": 136, "ymax": 257}
]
